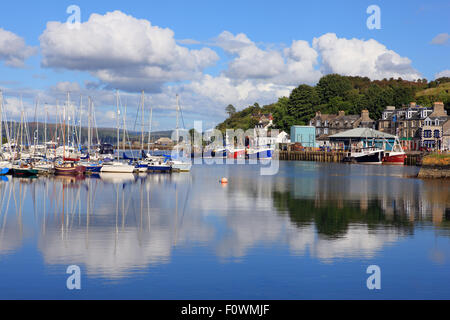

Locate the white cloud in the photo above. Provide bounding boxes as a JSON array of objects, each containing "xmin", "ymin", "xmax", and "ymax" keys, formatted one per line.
[
  {"xmin": 313, "ymin": 33, "xmax": 421, "ymax": 80},
  {"xmin": 214, "ymin": 31, "xmax": 322, "ymax": 85},
  {"xmin": 0, "ymin": 28, "xmax": 37, "ymax": 67},
  {"xmin": 51, "ymin": 81, "xmax": 81, "ymax": 93},
  {"xmin": 431, "ymin": 33, "xmax": 449, "ymax": 45},
  {"xmin": 435, "ymin": 69, "xmax": 450, "ymax": 79},
  {"xmin": 39, "ymin": 11, "xmax": 219, "ymax": 92}
]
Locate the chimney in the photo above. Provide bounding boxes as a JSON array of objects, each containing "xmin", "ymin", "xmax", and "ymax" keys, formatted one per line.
[
  {"xmin": 431, "ymin": 102, "xmax": 446, "ymax": 117},
  {"xmin": 338, "ymin": 110, "xmax": 345, "ymax": 117},
  {"xmin": 316, "ymin": 111, "xmax": 321, "ymax": 117},
  {"xmin": 361, "ymin": 110, "xmax": 371, "ymax": 121},
  {"xmin": 410, "ymin": 102, "xmax": 417, "ymax": 108},
  {"xmin": 386, "ymin": 106, "xmax": 396, "ymax": 111}
]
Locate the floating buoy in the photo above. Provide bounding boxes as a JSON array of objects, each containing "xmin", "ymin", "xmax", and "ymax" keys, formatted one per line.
[{"xmin": 220, "ymin": 178, "xmax": 228, "ymax": 184}]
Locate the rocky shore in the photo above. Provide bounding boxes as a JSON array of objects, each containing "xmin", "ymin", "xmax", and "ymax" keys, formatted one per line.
[{"xmin": 417, "ymin": 154, "xmax": 450, "ymax": 179}]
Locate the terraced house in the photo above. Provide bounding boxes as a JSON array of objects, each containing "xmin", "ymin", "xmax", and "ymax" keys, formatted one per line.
[
  {"xmin": 309, "ymin": 110, "xmax": 375, "ymax": 142},
  {"xmin": 378, "ymin": 102, "xmax": 435, "ymax": 150},
  {"xmin": 420, "ymin": 102, "xmax": 449, "ymax": 150}
]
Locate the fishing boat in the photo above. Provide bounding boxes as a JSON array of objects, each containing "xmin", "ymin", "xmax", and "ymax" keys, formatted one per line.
[
  {"xmin": 382, "ymin": 137, "xmax": 407, "ymax": 165},
  {"xmin": 343, "ymin": 147, "xmax": 384, "ymax": 164}
]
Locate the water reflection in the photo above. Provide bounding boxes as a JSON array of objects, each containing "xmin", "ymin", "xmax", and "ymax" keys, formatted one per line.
[{"xmin": 0, "ymin": 163, "xmax": 449, "ymax": 279}]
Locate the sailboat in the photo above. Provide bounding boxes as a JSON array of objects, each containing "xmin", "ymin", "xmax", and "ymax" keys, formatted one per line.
[
  {"xmin": 55, "ymin": 93, "xmax": 86, "ymax": 176},
  {"xmin": 101, "ymin": 91, "xmax": 136, "ymax": 174},
  {"xmin": 170, "ymin": 95, "xmax": 192, "ymax": 172},
  {"xmin": 79, "ymin": 97, "xmax": 103, "ymax": 173}
]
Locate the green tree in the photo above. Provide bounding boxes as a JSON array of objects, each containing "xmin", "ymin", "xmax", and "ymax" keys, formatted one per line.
[
  {"xmin": 316, "ymin": 74, "xmax": 353, "ymax": 104},
  {"xmin": 287, "ymin": 84, "xmax": 320, "ymax": 125},
  {"xmin": 272, "ymin": 97, "xmax": 294, "ymax": 133}
]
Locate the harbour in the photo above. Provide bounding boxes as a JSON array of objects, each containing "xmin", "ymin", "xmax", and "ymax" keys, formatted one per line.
[{"xmin": 0, "ymin": 161, "xmax": 449, "ymax": 299}]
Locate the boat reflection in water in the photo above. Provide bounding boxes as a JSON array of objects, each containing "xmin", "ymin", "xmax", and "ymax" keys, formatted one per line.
[{"xmin": 0, "ymin": 162, "xmax": 449, "ymax": 299}]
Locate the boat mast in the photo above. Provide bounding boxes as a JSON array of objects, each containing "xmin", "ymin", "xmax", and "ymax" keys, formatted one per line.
[
  {"xmin": 141, "ymin": 91, "xmax": 145, "ymax": 153},
  {"xmin": 148, "ymin": 100, "xmax": 153, "ymax": 155},
  {"xmin": 44, "ymin": 103, "xmax": 47, "ymax": 155},
  {"xmin": 116, "ymin": 90, "xmax": 120, "ymax": 162},
  {"xmin": 79, "ymin": 95, "xmax": 83, "ymax": 151},
  {"xmin": 176, "ymin": 94, "xmax": 180, "ymax": 145},
  {"xmin": 64, "ymin": 93, "xmax": 68, "ymax": 161},
  {"xmin": 88, "ymin": 97, "xmax": 92, "ymax": 158}
]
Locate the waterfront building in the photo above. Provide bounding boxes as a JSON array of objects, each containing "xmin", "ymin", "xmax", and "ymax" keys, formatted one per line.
[
  {"xmin": 377, "ymin": 102, "xmax": 442, "ymax": 150},
  {"xmin": 309, "ymin": 110, "xmax": 376, "ymax": 141},
  {"xmin": 328, "ymin": 128, "xmax": 397, "ymax": 151},
  {"xmin": 290, "ymin": 126, "xmax": 316, "ymax": 147},
  {"xmin": 442, "ymin": 120, "xmax": 450, "ymax": 151},
  {"xmin": 420, "ymin": 102, "xmax": 449, "ymax": 150}
]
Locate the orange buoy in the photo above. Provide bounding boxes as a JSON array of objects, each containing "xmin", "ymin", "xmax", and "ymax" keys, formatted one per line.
[{"xmin": 220, "ymin": 178, "xmax": 228, "ymax": 184}]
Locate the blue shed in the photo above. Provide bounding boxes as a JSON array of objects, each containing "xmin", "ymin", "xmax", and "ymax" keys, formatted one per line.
[{"xmin": 290, "ymin": 126, "xmax": 316, "ymax": 147}]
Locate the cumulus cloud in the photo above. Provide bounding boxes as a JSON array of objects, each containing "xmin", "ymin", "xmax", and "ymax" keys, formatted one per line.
[
  {"xmin": 435, "ymin": 69, "xmax": 450, "ymax": 78},
  {"xmin": 431, "ymin": 33, "xmax": 449, "ymax": 45},
  {"xmin": 313, "ymin": 33, "xmax": 421, "ymax": 80},
  {"xmin": 0, "ymin": 28, "xmax": 37, "ymax": 67},
  {"xmin": 214, "ymin": 31, "xmax": 321, "ymax": 85},
  {"xmin": 39, "ymin": 11, "xmax": 219, "ymax": 92}
]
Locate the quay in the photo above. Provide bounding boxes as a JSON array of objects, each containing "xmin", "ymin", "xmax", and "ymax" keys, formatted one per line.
[{"xmin": 278, "ymin": 150, "xmax": 423, "ymax": 166}]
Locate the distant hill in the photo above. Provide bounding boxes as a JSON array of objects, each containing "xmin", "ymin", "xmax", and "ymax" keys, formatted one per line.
[{"xmin": 1, "ymin": 122, "xmax": 173, "ymax": 145}]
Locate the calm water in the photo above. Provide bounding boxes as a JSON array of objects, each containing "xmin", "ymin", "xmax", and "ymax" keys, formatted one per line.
[{"xmin": 0, "ymin": 162, "xmax": 449, "ymax": 300}]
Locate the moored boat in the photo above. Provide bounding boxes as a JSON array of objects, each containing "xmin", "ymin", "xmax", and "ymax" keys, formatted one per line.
[
  {"xmin": 382, "ymin": 137, "xmax": 407, "ymax": 165},
  {"xmin": 100, "ymin": 161, "xmax": 136, "ymax": 173},
  {"xmin": 11, "ymin": 165, "xmax": 39, "ymax": 177},
  {"xmin": 343, "ymin": 147, "xmax": 384, "ymax": 164},
  {"xmin": 55, "ymin": 163, "xmax": 86, "ymax": 176}
]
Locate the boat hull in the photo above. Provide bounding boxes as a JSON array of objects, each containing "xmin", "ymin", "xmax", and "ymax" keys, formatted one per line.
[
  {"xmin": 382, "ymin": 153, "xmax": 407, "ymax": 165},
  {"xmin": 247, "ymin": 149, "xmax": 273, "ymax": 160},
  {"xmin": 100, "ymin": 164, "xmax": 136, "ymax": 173},
  {"xmin": 344, "ymin": 151, "xmax": 383, "ymax": 164},
  {"xmin": 11, "ymin": 168, "xmax": 39, "ymax": 176},
  {"xmin": 55, "ymin": 165, "xmax": 86, "ymax": 176}
]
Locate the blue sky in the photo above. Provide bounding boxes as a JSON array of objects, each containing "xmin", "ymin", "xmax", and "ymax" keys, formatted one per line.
[{"xmin": 0, "ymin": 0, "xmax": 448, "ymax": 130}]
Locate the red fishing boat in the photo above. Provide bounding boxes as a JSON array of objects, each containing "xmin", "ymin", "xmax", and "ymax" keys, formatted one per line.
[{"xmin": 382, "ymin": 138, "xmax": 407, "ymax": 165}]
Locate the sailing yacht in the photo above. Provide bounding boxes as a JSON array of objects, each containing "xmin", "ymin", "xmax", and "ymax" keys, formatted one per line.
[
  {"xmin": 55, "ymin": 93, "xmax": 86, "ymax": 176},
  {"xmin": 101, "ymin": 91, "xmax": 136, "ymax": 174},
  {"xmin": 171, "ymin": 95, "xmax": 192, "ymax": 172}
]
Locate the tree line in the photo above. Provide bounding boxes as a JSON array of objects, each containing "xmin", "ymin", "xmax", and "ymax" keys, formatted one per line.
[{"xmin": 217, "ymin": 74, "xmax": 450, "ymax": 133}]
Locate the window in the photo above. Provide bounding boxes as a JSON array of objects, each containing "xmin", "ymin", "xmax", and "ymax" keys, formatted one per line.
[
  {"xmin": 324, "ymin": 128, "xmax": 329, "ymax": 135},
  {"xmin": 424, "ymin": 130, "xmax": 432, "ymax": 138},
  {"xmin": 317, "ymin": 121, "xmax": 321, "ymax": 127},
  {"xmin": 434, "ymin": 130, "xmax": 440, "ymax": 138}
]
